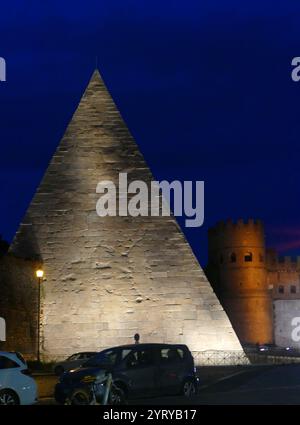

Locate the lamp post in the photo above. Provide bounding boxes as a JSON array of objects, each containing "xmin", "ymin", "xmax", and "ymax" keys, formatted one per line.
[{"xmin": 36, "ymin": 269, "xmax": 44, "ymax": 363}]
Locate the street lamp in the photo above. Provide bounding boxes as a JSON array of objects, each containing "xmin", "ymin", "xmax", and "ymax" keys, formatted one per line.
[{"xmin": 36, "ymin": 269, "xmax": 44, "ymax": 363}]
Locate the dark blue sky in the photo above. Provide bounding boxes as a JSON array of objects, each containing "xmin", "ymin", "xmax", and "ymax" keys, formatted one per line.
[{"xmin": 1, "ymin": 0, "xmax": 300, "ymax": 265}]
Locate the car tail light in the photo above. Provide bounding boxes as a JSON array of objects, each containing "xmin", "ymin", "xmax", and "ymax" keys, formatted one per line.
[{"xmin": 21, "ymin": 369, "xmax": 32, "ymax": 376}]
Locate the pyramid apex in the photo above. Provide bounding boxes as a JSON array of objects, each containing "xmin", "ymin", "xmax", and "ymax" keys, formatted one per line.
[
  {"xmin": 89, "ymin": 68, "xmax": 103, "ymax": 83},
  {"xmin": 78, "ymin": 67, "xmax": 110, "ymax": 109},
  {"xmin": 92, "ymin": 68, "xmax": 101, "ymax": 77}
]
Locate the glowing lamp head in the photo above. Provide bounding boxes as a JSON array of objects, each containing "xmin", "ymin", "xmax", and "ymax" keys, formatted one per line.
[{"xmin": 36, "ymin": 270, "xmax": 44, "ymax": 279}]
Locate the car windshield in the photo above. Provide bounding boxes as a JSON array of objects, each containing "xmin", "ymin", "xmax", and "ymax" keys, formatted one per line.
[
  {"xmin": 14, "ymin": 352, "xmax": 26, "ymax": 365},
  {"xmin": 67, "ymin": 354, "xmax": 79, "ymax": 361},
  {"xmin": 82, "ymin": 350, "xmax": 118, "ymax": 368}
]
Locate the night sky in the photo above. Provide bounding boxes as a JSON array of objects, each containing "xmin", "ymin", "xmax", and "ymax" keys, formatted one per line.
[{"xmin": 1, "ymin": 0, "xmax": 300, "ymax": 265}]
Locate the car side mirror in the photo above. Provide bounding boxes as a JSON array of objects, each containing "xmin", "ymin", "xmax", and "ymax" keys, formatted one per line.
[{"xmin": 21, "ymin": 369, "xmax": 32, "ymax": 376}]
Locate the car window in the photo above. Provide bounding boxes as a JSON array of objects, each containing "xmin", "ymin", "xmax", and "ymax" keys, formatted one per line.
[
  {"xmin": 78, "ymin": 354, "xmax": 87, "ymax": 360},
  {"xmin": 122, "ymin": 349, "xmax": 154, "ymax": 369},
  {"xmin": 159, "ymin": 348, "xmax": 184, "ymax": 364},
  {"xmin": 0, "ymin": 356, "xmax": 19, "ymax": 369},
  {"xmin": 15, "ymin": 352, "xmax": 26, "ymax": 365},
  {"xmin": 121, "ymin": 349, "xmax": 132, "ymax": 360},
  {"xmin": 83, "ymin": 350, "xmax": 118, "ymax": 368},
  {"xmin": 80, "ymin": 353, "xmax": 96, "ymax": 360},
  {"xmin": 68, "ymin": 354, "xmax": 79, "ymax": 361}
]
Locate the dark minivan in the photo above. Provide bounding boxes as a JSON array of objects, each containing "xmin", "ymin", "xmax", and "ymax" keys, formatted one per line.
[{"xmin": 55, "ymin": 343, "xmax": 199, "ymax": 403}]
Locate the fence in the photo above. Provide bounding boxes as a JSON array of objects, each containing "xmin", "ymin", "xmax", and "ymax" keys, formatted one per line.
[
  {"xmin": 193, "ymin": 350, "xmax": 300, "ymax": 366},
  {"xmin": 247, "ymin": 353, "xmax": 300, "ymax": 365},
  {"xmin": 193, "ymin": 350, "xmax": 250, "ymax": 366}
]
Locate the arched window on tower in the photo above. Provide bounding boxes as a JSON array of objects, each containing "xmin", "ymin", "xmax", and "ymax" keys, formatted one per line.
[
  {"xmin": 230, "ymin": 252, "xmax": 237, "ymax": 263},
  {"xmin": 278, "ymin": 285, "xmax": 284, "ymax": 294},
  {"xmin": 244, "ymin": 252, "xmax": 253, "ymax": 262},
  {"xmin": 291, "ymin": 285, "xmax": 296, "ymax": 294}
]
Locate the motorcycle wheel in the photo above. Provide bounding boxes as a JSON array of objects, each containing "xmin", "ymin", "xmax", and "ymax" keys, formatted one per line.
[
  {"xmin": 68, "ymin": 388, "xmax": 93, "ymax": 405},
  {"xmin": 109, "ymin": 387, "xmax": 126, "ymax": 405}
]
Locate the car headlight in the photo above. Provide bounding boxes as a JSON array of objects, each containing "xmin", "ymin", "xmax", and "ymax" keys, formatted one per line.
[{"xmin": 81, "ymin": 375, "xmax": 97, "ymax": 384}]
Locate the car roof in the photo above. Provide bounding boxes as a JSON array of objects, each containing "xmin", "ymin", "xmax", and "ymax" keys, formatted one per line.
[
  {"xmin": 100, "ymin": 343, "xmax": 189, "ymax": 351},
  {"xmin": 0, "ymin": 351, "xmax": 21, "ymax": 362},
  {"xmin": 0, "ymin": 351, "xmax": 16, "ymax": 356}
]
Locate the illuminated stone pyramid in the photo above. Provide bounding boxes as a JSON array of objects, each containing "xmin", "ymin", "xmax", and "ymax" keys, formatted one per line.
[{"xmin": 10, "ymin": 70, "xmax": 246, "ymax": 363}]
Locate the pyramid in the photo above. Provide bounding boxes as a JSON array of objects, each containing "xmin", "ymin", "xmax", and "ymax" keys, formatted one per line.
[{"xmin": 10, "ymin": 70, "xmax": 246, "ymax": 363}]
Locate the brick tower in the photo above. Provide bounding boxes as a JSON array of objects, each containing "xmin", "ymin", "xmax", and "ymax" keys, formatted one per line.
[
  {"xmin": 207, "ymin": 219, "xmax": 273, "ymax": 345},
  {"xmin": 9, "ymin": 70, "xmax": 245, "ymax": 363}
]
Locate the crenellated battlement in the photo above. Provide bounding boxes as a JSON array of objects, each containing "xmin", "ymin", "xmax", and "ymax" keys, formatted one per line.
[
  {"xmin": 266, "ymin": 249, "xmax": 300, "ymax": 270},
  {"xmin": 208, "ymin": 218, "xmax": 265, "ymax": 254},
  {"xmin": 277, "ymin": 255, "xmax": 300, "ymax": 270},
  {"xmin": 209, "ymin": 218, "xmax": 263, "ymax": 234},
  {"xmin": 278, "ymin": 255, "xmax": 300, "ymax": 263}
]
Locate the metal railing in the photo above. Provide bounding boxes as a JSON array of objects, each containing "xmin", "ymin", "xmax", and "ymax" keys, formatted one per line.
[
  {"xmin": 193, "ymin": 350, "xmax": 300, "ymax": 366},
  {"xmin": 193, "ymin": 350, "xmax": 250, "ymax": 366}
]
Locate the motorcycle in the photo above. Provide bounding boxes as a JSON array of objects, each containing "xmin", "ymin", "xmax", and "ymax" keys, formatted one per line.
[{"xmin": 65, "ymin": 371, "xmax": 125, "ymax": 405}]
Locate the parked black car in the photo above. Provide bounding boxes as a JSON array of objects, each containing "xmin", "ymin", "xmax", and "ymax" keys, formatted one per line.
[
  {"xmin": 53, "ymin": 352, "xmax": 98, "ymax": 376},
  {"xmin": 55, "ymin": 343, "xmax": 199, "ymax": 404}
]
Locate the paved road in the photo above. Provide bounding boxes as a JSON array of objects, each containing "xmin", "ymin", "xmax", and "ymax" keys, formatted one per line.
[
  {"xmin": 198, "ymin": 363, "xmax": 300, "ymax": 405},
  {"xmin": 39, "ymin": 364, "xmax": 300, "ymax": 405}
]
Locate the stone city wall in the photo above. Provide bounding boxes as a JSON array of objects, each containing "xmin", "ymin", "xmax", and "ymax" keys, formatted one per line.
[{"xmin": 0, "ymin": 254, "xmax": 39, "ymax": 359}]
